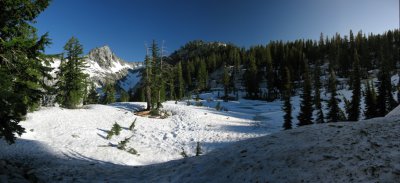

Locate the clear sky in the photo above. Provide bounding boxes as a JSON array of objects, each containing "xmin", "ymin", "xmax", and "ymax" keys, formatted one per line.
[{"xmin": 36, "ymin": 0, "xmax": 399, "ymax": 61}]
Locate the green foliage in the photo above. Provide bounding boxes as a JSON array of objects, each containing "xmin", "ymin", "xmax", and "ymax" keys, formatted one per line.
[
  {"xmin": 129, "ymin": 118, "xmax": 137, "ymax": 131},
  {"xmin": 197, "ymin": 59, "xmax": 208, "ymax": 91},
  {"xmin": 196, "ymin": 142, "xmax": 202, "ymax": 156},
  {"xmin": 0, "ymin": 0, "xmax": 51, "ymax": 144},
  {"xmin": 117, "ymin": 137, "xmax": 130, "ymax": 150},
  {"xmin": 102, "ymin": 82, "xmax": 116, "ymax": 104},
  {"xmin": 297, "ymin": 60, "xmax": 313, "ymax": 126},
  {"xmin": 222, "ymin": 64, "xmax": 230, "ymax": 99},
  {"xmin": 106, "ymin": 130, "xmax": 114, "ymax": 140},
  {"xmin": 176, "ymin": 62, "xmax": 185, "ymax": 99},
  {"xmin": 245, "ymin": 54, "xmax": 260, "ymax": 99},
  {"xmin": 347, "ymin": 49, "xmax": 361, "ymax": 121},
  {"xmin": 119, "ymin": 90, "xmax": 130, "ymax": 102},
  {"xmin": 282, "ymin": 67, "xmax": 292, "ymax": 130},
  {"xmin": 85, "ymin": 83, "xmax": 99, "ymax": 104},
  {"xmin": 377, "ymin": 51, "xmax": 397, "ymax": 117},
  {"xmin": 112, "ymin": 122, "xmax": 122, "ymax": 136},
  {"xmin": 364, "ymin": 81, "xmax": 377, "ymax": 119},
  {"xmin": 56, "ymin": 37, "xmax": 88, "ymax": 109},
  {"xmin": 314, "ymin": 62, "xmax": 324, "ymax": 124},
  {"xmin": 326, "ymin": 70, "xmax": 341, "ymax": 122},
  {"xmin": 107, "ymin": 122, "xmax": 122, "ymax": 139}
]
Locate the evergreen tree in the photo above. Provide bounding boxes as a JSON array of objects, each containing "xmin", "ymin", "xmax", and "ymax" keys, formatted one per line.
[
  {"xmin": 297, "ymin": 59, "xmax": 313, "ymax": 126},
  {"xmin": 377, "ymin": 52, "xmax": 396, "ymax": 116},
  {"xmin": 167, "ymin": 69, "xmax": 175, "ymax": 100},
  {"xmin": 85, "ymin": 83, "xmax": 99, "ymax": 104},
  {"xmin": 102, "ymin": 82, "xmax": 116, "ymax": 104},
  {"xmin": 0, "ymin": 0, "xmax": 51, "ymax": 143},
  {"xmin": 223, "ymin": 63, "xmax": 230, "ymax": 99},
  {"xmin": 143, "ymin": 53, "xmax": 152, "ymax": 110},
  {"xmin": 56, "ymin": 37, "xmax": 88, "ymax": 109},
  {"xmin": 364, "ymin": 81, "xmax": 377, "ymax": 119},
  {"xmin": 282, "ymin": 67, "xmax": 292, "ymax": 130},
  {"xmin": 197, "ymin": 59, "xmax": 208, "ymax": 91},
  {"xmin": 347, "ymin": 49, "xmax": 361, "ymax": 121},
  {"xmin": 176, "ymin": 61, "xmax": 185, "ymax": 99},
  {"xmin": 245, "ymin": 54, "xmax": 259, "ymax": 99},
  {"xmin": 266, "ymin": 46, "xmax": 275, "ymax": 101},
  {"xmin": 119, "ymin": 90, "xmax": 130, "ymax": 102},
  {"xmin": 326, "ymin": 70, "xmax": 341, "ymax": 122},
  {"xmin": 314, "ymin": 62, "xmax": 324, "ymax": 123}
]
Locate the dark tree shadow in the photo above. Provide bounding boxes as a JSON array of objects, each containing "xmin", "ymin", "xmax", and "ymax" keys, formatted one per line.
[{"xmin": 109, "ymin": 103, "xmax": 145, "ymax": 112}]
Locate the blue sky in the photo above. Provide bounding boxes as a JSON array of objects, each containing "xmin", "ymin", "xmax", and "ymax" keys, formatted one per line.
[{"xmin": 36, "ymin": 0, "xmax": 399, "ymax": 61}]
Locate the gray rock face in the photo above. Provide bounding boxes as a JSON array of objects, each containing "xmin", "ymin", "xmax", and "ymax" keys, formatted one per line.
[{"xmin": 87, "ymin": 45, "xmax": 126, "ymax": 69}]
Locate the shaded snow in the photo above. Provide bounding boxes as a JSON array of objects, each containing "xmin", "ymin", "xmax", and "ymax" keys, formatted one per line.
[{"xmin": 1, "ymin": 101, "xmax": 400, "ymax": 182}]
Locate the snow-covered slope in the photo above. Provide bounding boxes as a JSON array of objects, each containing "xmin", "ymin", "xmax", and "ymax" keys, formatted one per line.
[
  {"xmin": 2, "ymin": 97, "xmax": 400, "ymax": 182},
  {"xmin": 49, "ymin": 45, "xmax": 143, "ymax": 90}
]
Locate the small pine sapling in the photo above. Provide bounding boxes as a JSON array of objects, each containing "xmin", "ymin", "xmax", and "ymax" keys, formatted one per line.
[
  {"xmin": 111, "ymin": 122, "xmax": 122, "ymax": 136},
  {"xmin": 129, "ymin": 118, "xmax": 137, "ymax": 131},
  {"xmin": 196, "ymin": 142, "xmax": 202, "ymax": 156},
  {"xmin": 117, "ymin": 137, "xmax": 130, "ymax": 150},
  {"xmin": 106, "ymin": 130, "xmax": 114, "ymax": 140}
]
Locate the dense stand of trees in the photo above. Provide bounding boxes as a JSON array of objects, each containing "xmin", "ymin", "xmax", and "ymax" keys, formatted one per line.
[{"xmin": 145, "ymin": 29, "xmax": 400, "ymax": 126}]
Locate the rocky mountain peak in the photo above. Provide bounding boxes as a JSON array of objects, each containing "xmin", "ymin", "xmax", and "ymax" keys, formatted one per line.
[{"xmin": 87, "ymin": 45, "xmax": 125, "ymax": 69}]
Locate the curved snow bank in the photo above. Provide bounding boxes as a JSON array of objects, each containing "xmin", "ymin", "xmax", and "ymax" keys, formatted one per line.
[{"xmin": 138, "ymin": 116, "xmax": 400, "ymax": 182}]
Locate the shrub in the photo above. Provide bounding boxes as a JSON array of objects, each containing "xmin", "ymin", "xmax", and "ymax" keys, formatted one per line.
[
  {"xmin": 117, "ymin": 137, "xmax": 130, "ymax": 150},
  {"xmin": 106, "ymin": 122, "xmax": 122, "ymax": 139},
  {"xmin": 111, "ymin": 122, "xmax": 122, "ymax": 136}
]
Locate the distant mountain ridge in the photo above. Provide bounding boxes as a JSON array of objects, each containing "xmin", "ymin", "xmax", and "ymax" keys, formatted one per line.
[{"xmin": 49, "ymin": 45, "xmax": 143, "ymax": 92}]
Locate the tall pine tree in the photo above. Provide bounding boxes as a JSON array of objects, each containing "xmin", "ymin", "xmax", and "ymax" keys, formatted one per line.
[
  {"xmin": 223, "ymin": 63, "xmax": 230, "ymax": 99},
  {"xmin": 56, "ymin": 37, "xmax": 88, "ymax": 109},
  {"xmin": 0, "ymin": 0, "xmax": 51, "ymax": 143},
  {"xmin": 377, "ymin": 51, "xmax": 396, "ymax": 116},
  {"xmin": 326, "ymin": 70, "xmax": 341, "ymax": 122},
  {"xmin": 297, "ymin": 59, "xmax": 313, "ymax": 126},
  {"xmin": 143, "ymin": 52, "xmax": 152, "ymax": 110},
  {"xmin": 245, "ymin": 54, "xmax": 259, "ymax": 99},
  {"xmin": 282, "ymin": 67, "xmax": 292, "ymax": 130},
  {"xmin": 347, "ymin": 49, "xmax": 361, "ymax": 121},
  {"xmin": 176, "ymin": 61, "xmax": 185, "ymax": 100},
  {"xmin": 364, "ymin": 81, "xmax": 377, "ymax": 119},
  {"xmin": 314, "ymin": 61, "xmax": 324, "ymax": 123}
]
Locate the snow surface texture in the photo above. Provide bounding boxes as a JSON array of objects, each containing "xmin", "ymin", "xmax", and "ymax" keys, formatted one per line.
[
  {"xmin": 2, "ymin": 95, "xmax": 400, "ymax": 182},
  {"xmin": 2, "ymin": 102, "xmax": 400, "ymax": 182}
]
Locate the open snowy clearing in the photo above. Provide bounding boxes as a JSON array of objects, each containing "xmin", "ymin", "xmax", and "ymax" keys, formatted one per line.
[
  {"xmin": 2, "ymin": 103, "xmax": 400, "ymax": 182},
  {"xmin": 2, "ymin": 90, "xmax": 400, "ymax": 182},
  {"xmin": 1, "ymin": 95, "xmax": 291, "ymax": 182}
]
